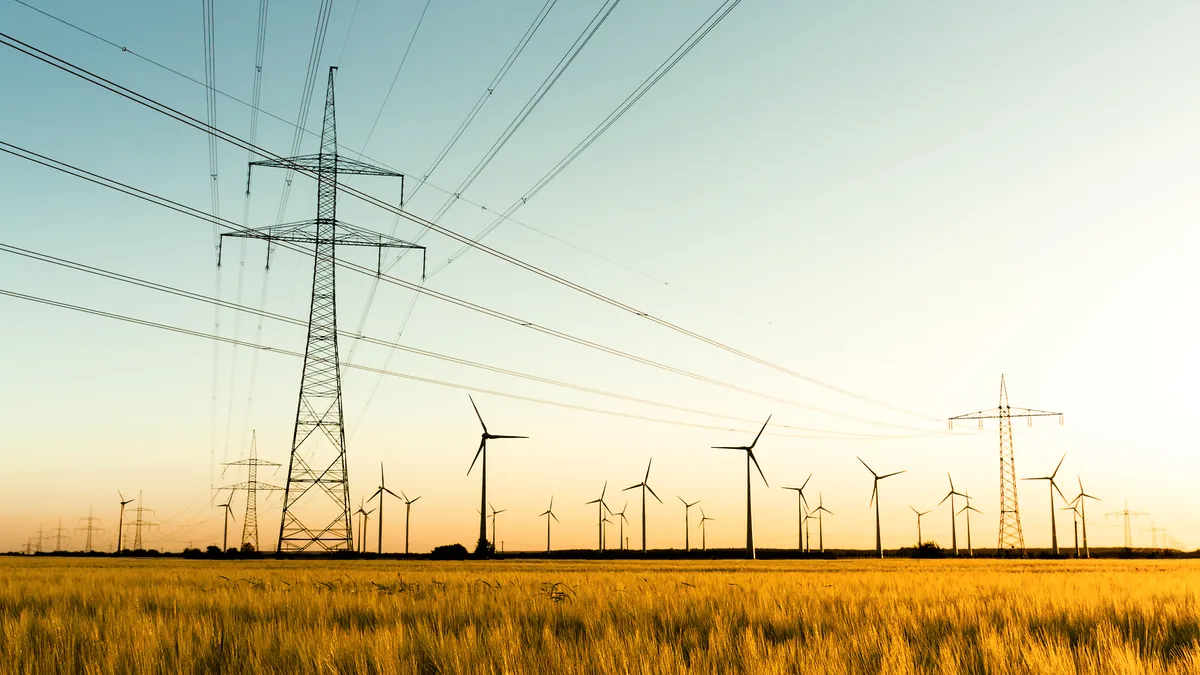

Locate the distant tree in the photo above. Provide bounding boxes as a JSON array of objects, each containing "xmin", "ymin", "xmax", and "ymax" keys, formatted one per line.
[
  {"xmin": 915, "ymin": 542, "xmax": 944, "ymax": 558},
  {"xmin": 432, "ymin": 543, "xmax": 469, "ymax": 560},
  {"xmin": 472, "ymin": 537, "xmax": 494, "ymax": 558},
  {"xmin": 240, "ymin": 542, "xmax": 256, "ymax": 554},
  {"xmin": 205, "ymin": 545, "xmax": 222, "ymax": 556}
]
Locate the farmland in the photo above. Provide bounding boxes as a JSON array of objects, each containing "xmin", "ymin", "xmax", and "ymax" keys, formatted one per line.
[{"xmin": 1, "ymin": 558, "xmax": 1198, "ymax": 673}]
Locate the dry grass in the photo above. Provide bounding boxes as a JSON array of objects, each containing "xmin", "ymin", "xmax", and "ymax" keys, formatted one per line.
[{"xmin": 1, "ymin": 557, "xmax": 1198, "ymax": 673}]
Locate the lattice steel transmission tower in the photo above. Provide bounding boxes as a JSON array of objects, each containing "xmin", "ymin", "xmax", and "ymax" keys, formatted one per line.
[
  {"xmin": 76, "ymin": 505, "xmax": 103, "ymax": 552},
  {"xmin": 50, "ymin": 519, "xmax": 70, "ymax": 552},
  {"xmin": 949, "ymin": 375, "xmax": 1063, "ymax": 554},
  {"xmin": 221, "ymin": 430, "xmax": 281, "ymax": 551},
  {"xmin": 1107, "ymin": 499, "xmax": 1147, "ymax": 548},
  {"xmin": 219, "ymin": 67, "xmax": 424, "ymax": 552},
  {"xmin": 131, "ymin": 491, "xmax": 158, "ymax": 550}
]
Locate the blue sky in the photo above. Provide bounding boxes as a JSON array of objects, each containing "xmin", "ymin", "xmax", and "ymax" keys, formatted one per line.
[{"xmin": 1, "ymin": 0, "xmax": 1198, "ymax": 553}]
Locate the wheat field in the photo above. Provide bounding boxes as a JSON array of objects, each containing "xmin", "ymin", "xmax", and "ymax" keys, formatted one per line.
[{"xmin": 1, "ymin": 557, "xmax": 1198, "ymax": 674}]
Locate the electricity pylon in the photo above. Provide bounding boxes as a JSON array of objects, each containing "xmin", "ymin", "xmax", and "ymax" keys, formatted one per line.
[
  {"xmin": 76, "ymin": 505, "xmax": 103, "ymax": 552},
  {"xmin": 131, "ymin": 491, "xmax": 158, "ymax": 550},
  {"xmin": 50, "ymin": 519, "xmax": 70, "ymax": 552},
  {"xmin": 221, "ymin": 430, "xmax": 281, "ymax": 551},
  {"xmin": 220, "ymin": 67, "xmax": 425, "ymax": 552},
  {"xmin": 949, "ymin": 375, "xmax": 1063, "ymax": 555},
  {"xmin": 1106, "ymin": 499, "xmax": 1147, "ymax": 548}
]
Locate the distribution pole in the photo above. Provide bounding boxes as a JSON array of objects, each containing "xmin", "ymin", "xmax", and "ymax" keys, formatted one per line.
[
  {"xmin": 220, "ymin": 430, "xmax": 281, "ymax": 551},
  {"xmin": 949, "ymin": 375, "xmax": 1063, "ymax": 555},
  {"xmin": 220, "ymin": 67, "xmax": 425, "ymax": 553}
]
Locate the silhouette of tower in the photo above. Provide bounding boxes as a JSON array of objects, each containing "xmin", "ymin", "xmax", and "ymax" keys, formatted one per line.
[
  {"xmin": 76, "ymin": 505, "xmax": 103, "ymax": 552},
  {"xmin": 51, "ymin": 519, "xmax": 70, "ymax": 552},
  {"xmin": 949, "ymin": 375, "xmax": 1063, "ymax": 554},
  {"xmin": 220, "ymin": 67, "xmax": 424, "ymax": 552},
  {"xmin": 221, "ymin": 430, "xmax": 282, "ymax": 551},
  {"xmin": 1107, "ymin": 499, "xmax": 1147, "ymax": 548},
  {"xmin": 131, "ymin": 491, "xmax": 158, "ymax": 550}
]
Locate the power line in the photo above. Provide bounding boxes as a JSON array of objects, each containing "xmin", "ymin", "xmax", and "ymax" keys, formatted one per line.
[
  {"xmin": 0, "ymin": 285, "xmax": 942, "ymax": 443},
  {"xmin": 0, "ymin": 241, "xmax": 917, "ymax": 440},
  {"xmin": 0, "ymin": 31, "xmax": 940, "ymax": 425},
  {"xmin": 358, "ymin": 0, "xmax": 434, "ymax": 152},
  {"xmin": 11, "ymin": 0, "xmax": 739, "ymax": 325},
  {"xmin": 0, "ymin": 137, "xmax": 932, "ymax": 433},
  {"xmin": 429, "ymin": 0, "xmax": 746, "ymax": 276}
]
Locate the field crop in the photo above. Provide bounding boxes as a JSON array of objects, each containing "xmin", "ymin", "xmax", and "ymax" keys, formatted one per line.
[{"xmin": 0, "ymin": 557, "xmax": 1198, "ymax": 674}]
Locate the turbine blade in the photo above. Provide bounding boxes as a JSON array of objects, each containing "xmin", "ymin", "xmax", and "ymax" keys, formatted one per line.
[
  {"xmin": 948, "ymin": 472, "xmax": 955, "ymax": 491},
  {"xmin": 748, "ymin": 415, "xmax": 772, "ymax": 449},
  {"xmin": 712, "ymin": 445, "xmax": 745, "ymax": 450},
  {"xmin": 469, "ymin": 395, "xmax": 488, "ymax": 434},
  {"xmin": 601, "ymin": 481, "xmax": 608, "ymax": 500},
  {"xmin": 410, "ymin": 496, "xmax": 421, "ymax": 504},
  {"xmin": 938, "ymin": 491, "xmax": 951, "ymax": 506},
  {"xmin": 490, "ymin": 435, "xmax": 527, "ymax": 440},
  {"xmin": 800, "ymin": 473, "xmax": 812, "ymax": 491},
  {"xmin": 467, "ymin": 439, "xmax": 485, "ymax": 475},
  {"xmin": 552, "ymin": 513, "xmax": 560, "ymax": 523},
  {"xmin": 678, "ymin": 496, "xmax": 687, "ymax": 506},
  {"xmin": 879, "ymin": 470, "xmax": 906, "ymax": 480},
  {"xmin": 585, "ymin": 499, "xmax": 600, "ymax": 505},
  {"xmin": 646, "ymin": 484, "xmax": 663, "ymax": 503},
  {"xmin": 1053, "ymin": 481, "xmax": 1067, "ymax": 501},
  {"xmin": 645, "ymin": 458, "xmax": 653, "ymax": 482},
  {"xmin": 623, "ymin": 484, "xmax": 641, "ymax": 492},
  {"xmin": 1052, "ymin": 453, "xmax": 1066, "ymax": 480},
  {"xmin": 857, "ymin": 456, "xmax": 877, "ymax": 477},
  {"xmin": 869, "ymin": 482, "xmax": 877, "ymax": 507},
  {"xmin": 750, "ymin": 452, "xmax": 769, "ymax": 487}
]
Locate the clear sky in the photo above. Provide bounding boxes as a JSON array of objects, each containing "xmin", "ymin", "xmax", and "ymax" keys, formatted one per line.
[{"xmin": 1, "ymin": 0, "xmax": 1197, "ymax": 554}]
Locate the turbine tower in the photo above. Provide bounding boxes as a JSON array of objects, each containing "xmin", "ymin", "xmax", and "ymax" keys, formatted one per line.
[
  {"xmin": 697, "ymin": 508, "xmax": 713, "ymax": 551},
  {"xmin": 221, "ymin": 67, "xmax": 425, "ymax": 553},
  {"xmin": 539, "ymin": 497, "xmax": 559, "ymax": 553},
  {"xmin": 782, "ymin": 474, "xmax": 812, "ymax": 553},
  {"xmin": 401, "ymin": 491, "xmax": 421, "ymax": 555},
  {"xmin": 678, "ymin": 497, "xmax": 700, "ymax": 552},
  {"xmin": 613, "ymin": 502, "xmax": 629, "ymax": 551},
  {"xmin": 623, "ymin": 459, "xmax": 662, "ymax": 553},
  {"xmin": 116, "ymin": 491, "xmax": 134, "ymax": 553},
  {"xmin": 221, "ymin": 430, "xmax": 281, "ymax": 551},
  {"xmin": 369, "ymin": 463, "xmax": 403, "ymax": 554},
  {"xmin": 217, "ymin": 501, "xmax": 235, "ymax": 551},
  {"xmin": 466, "ymin": 396, "xmax": 527, "ymax": 556},
  {"xmin": 957, "ymin": 494, "xmax": 981, "ymax": 557},
  {"xmin": 1022, "ymin": 453, "xmax": 1067, "ymax": 555},
  {"xmin": 859, "ymin": 457, "xmax": 905, "ymax": 559},
  {"xmin": 938, "ymin": 473, "xmax": 966, "ymax": 556},
  {"xmin": 712, "ymin": 417, "xmax": 771, "ymax": 559},
  {"xmin": 812, "ymin": 493, "xmax": 832, "ymax": 553},
  {"xmin": 949, "ymin": 375, "xmax": 1063, "ymax": 555},
  {"xmin": 585, "ymin": 482, "xmax": 613, "ymax": 552},
  {"xmin": 910, "ymin": 506, "xmax": 930, "ymax": 547},
  {"xmin": 1069, "ymin": 477, "xmax": 1100, "ymax": 558}
]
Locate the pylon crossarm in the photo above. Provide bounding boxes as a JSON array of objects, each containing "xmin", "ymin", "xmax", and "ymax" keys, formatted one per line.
[{"xmin": 249, "ymin": 153, "xmax": 403, "ymax": 177}]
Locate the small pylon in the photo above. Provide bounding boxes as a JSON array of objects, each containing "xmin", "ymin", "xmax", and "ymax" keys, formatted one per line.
[{"xmin": 221, "ymin": 430, "xmax": 282, "ymax": 551}]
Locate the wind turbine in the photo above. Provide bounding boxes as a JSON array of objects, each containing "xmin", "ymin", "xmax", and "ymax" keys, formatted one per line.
[
  {"xmin": 466, "ymin": 396, "xmax": 527, "ymax": 555},
  {"xmin": 782, "ymin": 473, "xmax": 813, "ymax": 553},
  {"xmin": 697, "ymin": 508, "xmax": 713, "ymax": 551},
  {"xmin": 678, "ymin": 497, "xmax": 700, "ymax": 552},
  {"xmin": 400, "ymin": 491, "xmax": 420, "ymax": 555},
  {"xmin": 1069, "ymin": 477, "xmax": 1101, "ymax": 559},
  {"xmin": 938, "ymin": 473, "xmax": 966, "ymax": 556},
  {"xmin": 910, "ymin": 506, "xmax": 930, "ymax": 548},
  {"xmin": 116, "ymin": 491, "xmax": 134, "ymax": 554},
  {"xmin": 612, "ymin": 502, "xmax": 629, "ymax": 551},
  {"xmin": 956, "ymin": 492, "xmax": 982, "ymax": 557},
  {"xmin": 713, "ymin": 417, "xmax": 771, "ymax": 559},
  {"xmin": 812, "ymin": 493, "xmax": 833, "ymax": 553},
  {"xmin": 353, "ymin": 500, "xmax": 375, "ymax": 553},
  {"xmin": 585, "ymin": 482, "xmax": 612, "ymax": 552},
  {"xmin": 218, "ymin": 501, "xmax": 235, "ymax": 551},
  {"xmin": 369, "ymin": 463, "xmax": 403, "ymax": 554},
  {"xmin": 539, "ymin": 497, "xmax": 559, "ymax": 553},
  {"xmin": 487, "ymin": 503, "xmax": 507, "ymax": 549},
  {"xmin": 858, "ymin": 457, "xmax": 906, "ymax": 559},
  {"xmin": 1062, "ymin": 503, "xmax": 1081, "ymax": 558},
  {"xmin": 1022, "ymin": 453, "xmax": 1067, "ymax": 555},
  {"xmin": 623, "ymin": 459, "xmax": 662, "ymax": 553}
]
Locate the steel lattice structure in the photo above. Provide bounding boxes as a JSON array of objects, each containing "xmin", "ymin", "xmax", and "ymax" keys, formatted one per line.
[
  {"xmin": 221, "ymin": 430, "xmax": 281, "ymax": 551},
  {"xmin": 949, "ymin": 375, "xmax": 1063, "ymax": 554},
  {"xmin": 220, "ymin": 67, "xmax": 424, "ymax": 553}
]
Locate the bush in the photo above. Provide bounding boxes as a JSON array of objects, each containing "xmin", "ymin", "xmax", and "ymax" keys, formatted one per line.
[{"xmin": 431, "ymin": 543, "xmax": 469, "ymax": 560}]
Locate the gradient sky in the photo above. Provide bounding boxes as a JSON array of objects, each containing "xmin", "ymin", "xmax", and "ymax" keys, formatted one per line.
[{"xmin": 1, "ymin": 1, "xmax": 1198, "ymax": 554}]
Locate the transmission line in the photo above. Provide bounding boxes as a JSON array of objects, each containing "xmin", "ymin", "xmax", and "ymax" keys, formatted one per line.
[
  {"xmin": 0, "ymin": 241, "xmax": 917, "ymax": 440},
  {"xmin": 0, "ymin": 136, "xmax": 932, "ymax": 433},
  {"xmin": 0, "ymin": 286, "xmax": 944, "ymax": 443},
  {"xmin": 0, "ymin": 31, "xmax": 940, "ymax": 424},
  {"xmin": 12, "ymin": 0, "xmax": 739, "ymax": 326},
  {"xmin": 359, "ymin": 0, "xmax": 434, "ymax": 152}
]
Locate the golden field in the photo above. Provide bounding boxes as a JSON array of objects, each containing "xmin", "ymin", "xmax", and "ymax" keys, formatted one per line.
[{"xmin": 1, "ymin": 557, "xmax": 1198, "ymax": 674}]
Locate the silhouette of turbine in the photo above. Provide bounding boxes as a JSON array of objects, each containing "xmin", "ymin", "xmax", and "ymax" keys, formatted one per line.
[{"xmin": 713, "ymin": 417, "xmax": 771, "ymax": 559}]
